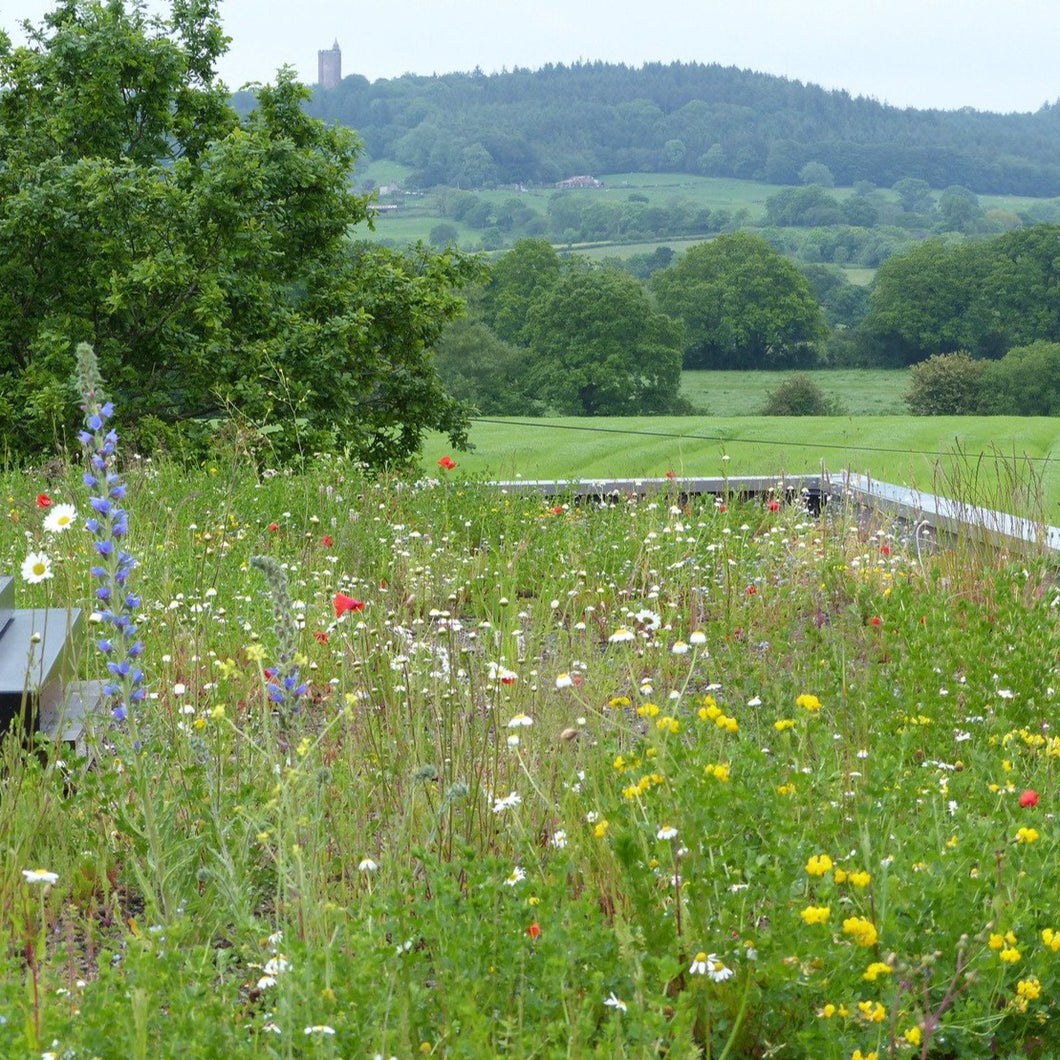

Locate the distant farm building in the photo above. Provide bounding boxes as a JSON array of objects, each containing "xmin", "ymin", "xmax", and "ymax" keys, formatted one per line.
[{"xmin": 555, "ymin": 175, "xmax": 604, "ymax": 189}]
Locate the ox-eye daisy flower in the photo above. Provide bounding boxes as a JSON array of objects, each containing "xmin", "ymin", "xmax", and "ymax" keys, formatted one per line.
[
  {"xmin": 22, "ymin": 868, "xmax": 58, "ymax": 885},
  {"xmin": 43, "ymin": 503, "xmax": 78, "ymax": 533},
  {"xmin": 21, "ymin": 552, "xmax": 52, "ymax": 584}
]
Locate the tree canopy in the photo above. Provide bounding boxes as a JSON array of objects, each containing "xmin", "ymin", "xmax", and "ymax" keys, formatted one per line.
[
  {"xmin": 651, "ymin": 232, "xmax": 825, "ymax": 368},
  {"xmin": 0, "ymin": 0, "xmax": 474, "ymax": 464},
  {"xmin": 526, "ymin": 267, "xmax": 684, "ymax": 416},
  {"xmin": 863, "ymin": 225, "xmax": 1060, "ymax": 364},
  {"xmin": 306, "ymin": 60, "xmax": 1060, "ymax": 196}
]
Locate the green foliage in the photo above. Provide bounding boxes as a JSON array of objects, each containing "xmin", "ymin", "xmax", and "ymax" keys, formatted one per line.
[
  {"xmin": 308, "ymin": 61, "xmax": 1060, "ymax": 196},
  {"xmin": 480, "ymin": 238, "xmax": 562, "ymax": 344},
  {"xmin": 864, "ymin": 226, "xmax": 1060, "ymax": 364},
  {"xmin": 0, "ymin": 1, "xmax": 474, "ymax": 467},
  {"xmin": 765, "ymin": 185, "xmax": 843, "ymax": 226},
  {"xmin": 527, "ymin": 267, "xmax": 686, "ymax": 415},
  {"xmin": 759, "ymin": 373, "xmax": 845, "ymax": 415},
  {"xmin": 433, "ymin": 314, "xmax": 538, "ymax": 415},
  {"xmin": 979, "ymin": 341, "xmax": 1060, "ymax": 415},
  {"xmin": 904, "ymin": 352, "xmax": 986, "ymax": 414},
  {"xmin": 428, "ymin": 222, "xmax": 459, "ymax": 247},
  {"xmin": 652, "ymin": 232, "xmax": 826, "ymax": 368}
]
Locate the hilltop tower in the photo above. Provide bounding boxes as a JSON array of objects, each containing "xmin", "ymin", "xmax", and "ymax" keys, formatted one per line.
[{"xmin": 318, "ymin": 40, "xmax": 341, "ymax": 89}]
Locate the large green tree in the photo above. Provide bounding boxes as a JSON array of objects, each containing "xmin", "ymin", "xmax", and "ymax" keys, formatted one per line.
[
  {"xmin": 0, "ymin": 0, "xmax": 474, "ymax": 464},
  {"xmin": 862, "ymin": 226, "xmax": 1060, "ymax": 364},
  {"xmin": 526, "ymin": 267, "xmax": 684, "ymax": 415},
  {"xmin": 651, "ymin": 232, "xmax": 825, "ymax": 369},
  {"xmin": 480, "ymin": 238, "xmax": 561, "ymax": 344}
]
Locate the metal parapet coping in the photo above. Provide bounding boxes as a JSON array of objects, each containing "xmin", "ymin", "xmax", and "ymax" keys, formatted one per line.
[{"xmin": 490, "ymin": 473, "xmax": 1060, "ymax": 555}]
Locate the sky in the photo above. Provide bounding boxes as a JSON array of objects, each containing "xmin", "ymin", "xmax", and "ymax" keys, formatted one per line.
[{"xmin": 5, "ymin": 0, "xmax": 1060, "ymax": 114}]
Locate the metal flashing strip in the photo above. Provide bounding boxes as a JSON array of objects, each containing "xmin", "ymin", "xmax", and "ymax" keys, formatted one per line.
[{"xmin": 487, "ymin": 474, "xmax": 1060, "ymax": 555}]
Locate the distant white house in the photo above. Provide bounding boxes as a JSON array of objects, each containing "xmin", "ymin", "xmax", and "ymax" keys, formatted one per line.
[{"xmin": 555, "ymin": 175, "xmax": 604, "ymax": 189}]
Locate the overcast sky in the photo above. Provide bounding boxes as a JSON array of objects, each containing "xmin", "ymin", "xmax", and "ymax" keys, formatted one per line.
[{"xmin": 6, "ymin": 0, "xmax": 1060, "ymax": 114}]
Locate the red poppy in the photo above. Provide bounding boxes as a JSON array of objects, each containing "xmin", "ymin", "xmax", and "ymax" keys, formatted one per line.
[
  {"xmin": 768, "ymin": 499, "xmax": 780, "ymax": 512},
  {"xmin": 718, "ymin": 504, "xmax": 727, "ymax": 513},
  {"xmin": 526, "ymin": 922, "xmax": 541, "ymax": 940},
  {"xmin": 746, "ymin": 585, "xmax": 758, "ymax": 595},
  {"xmin": 552, "ymin": 506, "xmax": 563, "ymax": 515},
  {"xmin": 314, "ymin": 631, "xmax": 329, "ymax": 644},
  {"xmin": 665, "ymin": 470, "xmax": 676, "ymax": 480},
  {"xmin": 880, "ymin": 544, "xmax": 891, "ymax": 556},
  {"xmin": 438, "ymin": 455, "xmax": 456, "ymax": 470},
  {"xmin": 322, "ymin": 535, "xmax": 333, "ymax": 548},
  {"xmin": 334, "ymin": 592, "xmax": 365, "ymax": 617},
  {"xmin": 268, "ymin": 522, "xmax": 279, "ymax": 532},
  {"xmin": 36, "ymin": 493, "xmax": 52, "ymax": 509},
  {"xmin": 1019, "ymin": 789, "xmax": 1039, "ymax": 808},
  {"xmin": 870, "ymin": 616, "xmax": 882, "ymax": 627}
]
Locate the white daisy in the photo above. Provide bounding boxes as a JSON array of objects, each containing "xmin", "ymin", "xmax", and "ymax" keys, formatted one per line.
[
  {"xmin": 22, "ymin": 868, "xmax": 58, "ymax": 885},
  {"xmin": 21, "ymin": 551, "xmax": 52, "ymax": 584},
  {"xmin": 43, "ymin": 503, "xmax": 78, "ymax": 533}
]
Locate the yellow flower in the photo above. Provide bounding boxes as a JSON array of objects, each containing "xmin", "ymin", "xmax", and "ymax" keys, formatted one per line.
[
  {"xmin": 1042, "ymin": 928, "xmax": 1060, "ymax": 952},
  {"xmin": 608, "ymin": 696, "xmax": 632, "ymax": 709},
  {"xmin": 1015, "ymin": 826, "xmax": 1040, "ymax": 844},
  {"xmin": 903, "ymin": 1027, "xmax": 922, "ymax": 1046},
  {"xmin": 637, "ymin": 702, "xmax": 660, "ymax": 718},
  {"xmin": 594, "ymin": 819, "xmax": 609, "ymax": 839},
  {"xmin": 999, "ymin": 947, "xmax": 1021, "ymax": 963},
  {"xmin": 819, "ymin": 1003, "xmax": 837, "ymax": 1019},
  {"xmin": 988, "ymin": 932, "xmax": 1005, "ymax": 950},
  {"xmin": 805, "ymin": 853, "xmax": 833, "ymax": 876},
  {"xmin": 1017, "ymin": 978, "xmax": 1041, "ymax": 1000},
  {"xmin": 849, "ymin": 870, "xmax": 871, "ymax": 888},
  {"xmin": 796, "ymin": 693, "xmax": 822, "ymax": 712},
  {"xmin": 245, "ymin": 642, "xmax": 267, "ymax": 662},
  {"xmin": 776, "ymin": 783, "xmax": 796, "ymax": 796},
  {"xmin": 842, "ymin": 917, "xmax": 878, "ymax": 947},
  {"xmin": 857, "ymin": 1000, "xmax": 886, "ymax": 1023},
  {"xmin": 698, "ymin": 701, "xmax": 722, "ymax": 722},
  {"xmin": 833, "ymin": 868, "xmax": 848, "ymax": 884},
  {"xmin": 704, "ymin": 763, "xmax": 730, "ymax": 782},
  {"xmin": 655, "ymin": 715, "xmax": 679, "ymax": 734},
  {"xmin": 774, "ymin": 718, "xmax": 795, "ymax": 732},
  {"xmin": 852, "ymin": 1050, "xmax": 879, "ymax": 1060},
  {"xmin": 863, "ymin": 962, "xmax": 891, "ymax": 981},
  {"xmin": 801, "ymin": 905, "xmax": 831, "ymax": 925}
]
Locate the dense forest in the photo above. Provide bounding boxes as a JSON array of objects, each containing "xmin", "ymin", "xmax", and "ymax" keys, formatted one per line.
[{"xmin": 297, "ymin": 60, "xmax": 1060, "ymax": 195}]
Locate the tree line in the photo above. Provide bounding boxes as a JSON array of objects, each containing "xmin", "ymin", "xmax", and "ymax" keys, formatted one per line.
[
  {"xmin": 435, "ymin": 225, "xmax": 1060, "ymax": 417},
  {"xmin": 301, "ymin": 60, "xmax": 1060, "ymax": 196}
]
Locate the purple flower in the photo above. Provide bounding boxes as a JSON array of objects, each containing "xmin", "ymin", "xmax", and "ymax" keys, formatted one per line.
[{"xmin": 76, "ymin": 342, "xmax": 146, "ymax": 725}]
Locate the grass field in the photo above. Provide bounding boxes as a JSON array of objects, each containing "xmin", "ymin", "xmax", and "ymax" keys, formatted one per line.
[
  {"xmin": 681, "ymin": 369, "xmax": 912, "ymax": 416},
  {"xmin": 426, "ymin": 415, "xmax": 1060, "ymax": 521}
]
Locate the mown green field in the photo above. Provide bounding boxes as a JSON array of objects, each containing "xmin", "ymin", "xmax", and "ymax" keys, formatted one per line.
[
  {"xmin": 681, "ymin": 369, "xmax": 911, "ymax": 416},
  {"xmin": 426, "ymin": 415, "xmax": 1060, "ymax": 520}
]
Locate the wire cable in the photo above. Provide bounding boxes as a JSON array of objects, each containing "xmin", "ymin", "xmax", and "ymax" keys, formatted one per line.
[{"xmin": 470, "ymin": 417, "xmax": 1059, "ymax": 464}]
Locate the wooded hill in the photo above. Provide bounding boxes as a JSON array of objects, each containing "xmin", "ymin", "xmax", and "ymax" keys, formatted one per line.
[{"xmin": 300, "ymin": 60, "xmax": 1060, "ymax": 195}]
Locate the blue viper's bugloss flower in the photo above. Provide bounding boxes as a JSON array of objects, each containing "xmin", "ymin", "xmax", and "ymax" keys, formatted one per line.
[
  {"xmin": 76, "ymin": 343, "xmax": 146, "ymax": 724},
  {"xmin": 251, "ymin": 554, "xmax": 308, "ymax": 726}
]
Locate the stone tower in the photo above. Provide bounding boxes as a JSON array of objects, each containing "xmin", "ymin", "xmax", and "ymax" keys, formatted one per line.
[{"xmin": 318, "ymin": 40, "xmax": 341, "ymax": 89}]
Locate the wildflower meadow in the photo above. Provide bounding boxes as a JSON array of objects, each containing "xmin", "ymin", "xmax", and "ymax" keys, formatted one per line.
[{"xmin": 0, "ymin": 366, "xmax": 1058, "ymax": 1057}]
